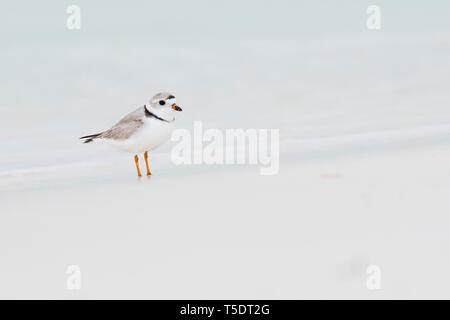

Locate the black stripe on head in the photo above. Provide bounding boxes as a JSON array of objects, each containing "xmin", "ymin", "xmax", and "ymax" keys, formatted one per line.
[{"xmin": 167, "ymin": 95, "xmax": 175, "ymax": 99}]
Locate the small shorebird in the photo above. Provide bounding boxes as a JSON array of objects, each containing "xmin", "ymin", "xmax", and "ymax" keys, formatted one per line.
[{"xmin": 80, "ymin": 92, "xmax": 182, "ymax": 177}]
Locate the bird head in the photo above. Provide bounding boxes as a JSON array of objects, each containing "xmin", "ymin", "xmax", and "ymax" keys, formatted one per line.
[{"xmin": 149, "ymin": 92, "xmax": 182, "ymax": 112}]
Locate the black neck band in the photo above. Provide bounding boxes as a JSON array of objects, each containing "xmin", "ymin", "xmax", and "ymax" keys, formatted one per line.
[{"xmin": 144, "ymin": 106, "xmax": 171, "ymax": 122}]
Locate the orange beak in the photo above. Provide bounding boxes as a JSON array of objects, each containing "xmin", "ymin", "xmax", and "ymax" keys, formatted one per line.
[{"xmin": 172, "ymin": 103, "xmax": 182, "ymax": 111}]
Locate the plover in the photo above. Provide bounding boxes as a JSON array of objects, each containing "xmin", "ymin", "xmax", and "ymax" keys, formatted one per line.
[{"xmin": 80, "ymin": 92, "xmax": 182, "ymax": 177}]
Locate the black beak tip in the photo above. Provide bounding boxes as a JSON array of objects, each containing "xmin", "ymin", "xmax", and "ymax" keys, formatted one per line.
[{"xmin": 175, "ymin": 106, "xmax": 182, "ymax": 111}]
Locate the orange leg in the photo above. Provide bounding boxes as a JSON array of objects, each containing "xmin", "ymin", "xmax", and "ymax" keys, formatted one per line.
[
  {"xmin": 144, "ymin": 151, "xmax": 151, "ymax": 176},
  {"xmin": 134, "ymin": 154, "xmax": 142, "ymax": 177}
]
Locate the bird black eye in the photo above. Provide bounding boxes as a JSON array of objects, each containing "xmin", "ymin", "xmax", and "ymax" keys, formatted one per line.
[{"xmin": 159, "ymin": 100, "xmax": 166, "ymax": 106}]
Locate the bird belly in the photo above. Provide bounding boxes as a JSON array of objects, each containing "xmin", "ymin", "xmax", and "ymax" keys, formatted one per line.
[{"xmin": 106, "ymin": 120, "xmax": 174, "ymax": 153}]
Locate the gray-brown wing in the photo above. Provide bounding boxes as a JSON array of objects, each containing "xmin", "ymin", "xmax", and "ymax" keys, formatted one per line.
[{"xmin": 99, "ymin": 106, "xmax": 146, "ymax": 140}]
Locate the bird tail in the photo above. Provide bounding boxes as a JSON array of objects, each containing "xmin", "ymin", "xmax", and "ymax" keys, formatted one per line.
[{"xmin": 80, "ymin": 132, "xmax": 102, "ymax": 144}]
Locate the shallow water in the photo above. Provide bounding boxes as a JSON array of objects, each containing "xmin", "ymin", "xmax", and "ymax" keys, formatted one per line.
[{"xmin": 1, "ymin": 1, "xmax": 450, "ymax": 174}]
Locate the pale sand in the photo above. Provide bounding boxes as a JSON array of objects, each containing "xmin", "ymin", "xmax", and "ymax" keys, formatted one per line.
[{"xmin": 1, "ymin": 144, "xmax": 450, "ymax": 299}]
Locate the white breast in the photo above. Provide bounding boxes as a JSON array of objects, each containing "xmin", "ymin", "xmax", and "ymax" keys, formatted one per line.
[{"xmin": 106, "ymin": 118, "xmax": 175, "ymax": 153}]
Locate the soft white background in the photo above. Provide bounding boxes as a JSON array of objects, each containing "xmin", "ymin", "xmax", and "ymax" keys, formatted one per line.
[{"xmin": 1, "ymin": 0, "xmax": 450, "ymax": 298}]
